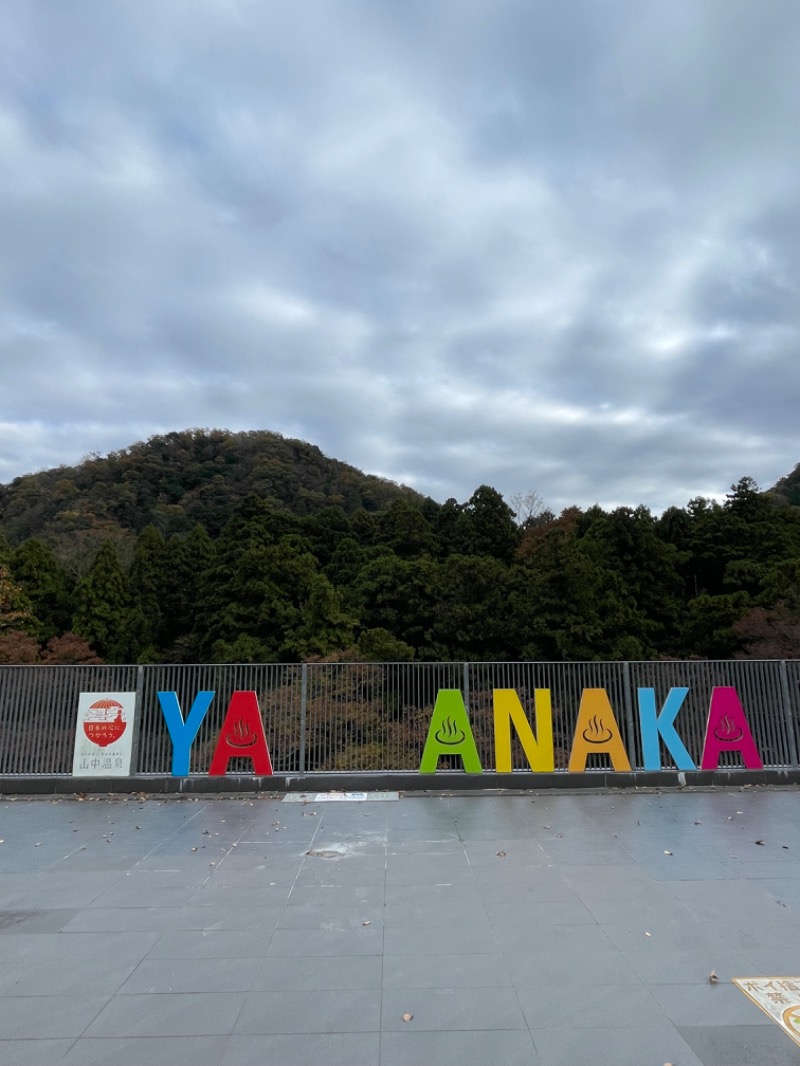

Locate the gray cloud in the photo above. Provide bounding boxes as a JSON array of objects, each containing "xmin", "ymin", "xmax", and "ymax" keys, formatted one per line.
[{"xmin": 1, "ymin": 0, "xmax": 799, "ymax": 514}]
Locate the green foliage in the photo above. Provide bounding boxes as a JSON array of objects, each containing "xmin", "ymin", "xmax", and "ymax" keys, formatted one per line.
[
  {"xmin": 0, "ymin": 564, "xmax": 37, "ymax": 636},
  {"xmin": 679, "ymin": 592, "xmax": 752, "ymax": 659},
  {"xmin": 71, "ymin": 542, "xmax": 129, "ymax": 660},
  {"xmin": 198, "ymin": 513, "xmax": 355, "ymax": 662},
  {"xmin": 0, "ymin": 429, "xmax": 425, "ymax": 545},
  {"xmin": 123, "ymin": 525, "xmax": 167, "ymax": 660},
  {"xmin": 357, "ymin": 628, "xmax": 415, "ymax": 662},
  {"xmin": 354, "ymin": 555, "xmax": 446, "ymax": 659},
  {"xmin": 158, "ymin": 525, "xmax": 216, "ymax": 660},
  {"xmin": 458, "ymin": 486, "xmax": 521, "ymax": 563},
  {"xmin": 3, "ymin": 428, "xmax": 800, "ymax": 664},
  {"xmin": 9, "ymin": 539, "xmax": 74, "ymax": 639},
  {"xmin": 578, "ymin": 506, "xmax": 684, "ymax": 653},
  {"xmin": 429, "ymin": 555, "xmax": 518, "ymax": 661},
  {"xmin": 376, "ymin": 497, "xmax": 438, "ymax": 559},
  {"xmin": 513, "ymin": 535, "xmax": 648, "ymax": 661}
]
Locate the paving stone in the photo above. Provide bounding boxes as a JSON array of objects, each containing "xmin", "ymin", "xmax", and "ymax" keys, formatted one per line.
[{"xmin": 0, "ymin": 790, "xmax": 798, "ymax": 1065}]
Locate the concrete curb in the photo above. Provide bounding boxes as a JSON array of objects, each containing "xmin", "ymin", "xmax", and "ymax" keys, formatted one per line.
[{"xmin": 4, "ymin": 767, "xmax": 800, "ymax": 795}]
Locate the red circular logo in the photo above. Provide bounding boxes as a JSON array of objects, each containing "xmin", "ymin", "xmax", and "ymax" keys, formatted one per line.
[{"xmin": 83, "ymin": 698, "xmax": 127, "ymax": 748}]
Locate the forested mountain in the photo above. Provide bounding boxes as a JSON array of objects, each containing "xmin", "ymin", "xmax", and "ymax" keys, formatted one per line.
[
  {"xmin": 1, "ymin": 431, "xmax": 800, "ymax": 665},
  {"xmin": 0, "ymin": 428, "xmax": 424, "ymax": 545}
]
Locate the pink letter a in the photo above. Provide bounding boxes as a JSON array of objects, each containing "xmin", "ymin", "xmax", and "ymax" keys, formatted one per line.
[{"xmin": 700, "ymin": 687, "xmax": 763, "ymax": 770}]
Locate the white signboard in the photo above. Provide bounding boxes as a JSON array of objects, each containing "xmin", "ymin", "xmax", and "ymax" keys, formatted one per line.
[
  {"xmin": 733, "ymin": 977, "xmax": 800, "ymax": 1048},
  {"xmin": 72, "ymin": 692, "xmax": 137, "ymax": 776}
]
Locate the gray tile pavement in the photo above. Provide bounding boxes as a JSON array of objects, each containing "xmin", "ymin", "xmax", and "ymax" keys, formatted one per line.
[{"xmin": 0, "ymin": 787, "xmax": 799, "ymax": 1064}]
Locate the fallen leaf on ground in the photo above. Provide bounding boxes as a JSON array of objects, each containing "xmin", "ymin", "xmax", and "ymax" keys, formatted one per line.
[
  {"xmin": 497, "ymin": 851, "xmax": 507, "ymax": 858},
  {"xmin": 362, "ymin": 920, "xmax": 371, "ymax": 926},
  {"xmin": 402, "ymin": 1013, "xmax": 413, "ymax": 1022},
  {"xmin": 755, "ymin": 839, "xmax": 765, "ymax": 846},
  {"xmin": 644, "ymin": 931, "xmax": 652, "ymax": 937},
  {"xmin": 708, "ymin": 970, "xmax": 719, "ymax": 983},
  {"xmin": 664, "ymin": 850, "xmax": 672, "ymax": 855}
]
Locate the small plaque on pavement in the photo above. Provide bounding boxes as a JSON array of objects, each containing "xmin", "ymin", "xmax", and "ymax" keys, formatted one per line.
[
  {"xmin": 733, "ymin": 977, "xmax": 800, "ymax": 1048},
  {"xmin": 283, "ymin": 791, "xmax": 399, "ymax": 802}
]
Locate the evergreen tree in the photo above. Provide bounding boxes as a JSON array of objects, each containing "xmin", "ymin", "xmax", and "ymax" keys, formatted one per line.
[
  {"xmin": 72, "ymin": 542, "xmax": 129, "ymax": 660},
  {"xmin": 354, "ymin": 555, "xmax": 446, "ymax": 659},
  {"xmin": 458, "ymin": 486, "xmax": 521, "ymax": 563},
  {"xmin": 578, "ymin": 506, "xmax": 684, "ymax": 655},
  {"xmin": 10, "ymin": 538, "xmax": 74, "ymax": 640},
  {"xmin": 201, "ymin": 533, "xmax": 354, "ymax": 663},
  {"xmin": 159, "ymin": 525, "xmax": 217, "ymax": 660},
  {"xmin": 124, "ymin": 525, "xmax": 167, "ymax": 660},
  {"xmin": 376, "ymin": 497, "xmax": 438, "ymax": 559},
  {"xmin": 429, "ymin": 555, "xmax": 517, "ymax": 660},
  {"xmin": 513, "ymin": 533, "xmax": 647, "ymax": 661}
]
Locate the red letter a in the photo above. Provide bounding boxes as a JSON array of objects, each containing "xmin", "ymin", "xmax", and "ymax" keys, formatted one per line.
[{"xmin": 209, "ymin": 691, "xmax": 273, "ymax": 776}]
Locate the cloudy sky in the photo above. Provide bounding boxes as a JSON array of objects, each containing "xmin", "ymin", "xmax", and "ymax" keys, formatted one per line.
[{"xmin": 2, "ymin": 1, "xmax": 799, "ymax": 514}]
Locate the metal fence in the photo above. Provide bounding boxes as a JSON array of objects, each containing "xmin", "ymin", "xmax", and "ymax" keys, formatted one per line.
[{"xmin": 1, "ymin": 660, "xmax": 799, "ymax": 777}]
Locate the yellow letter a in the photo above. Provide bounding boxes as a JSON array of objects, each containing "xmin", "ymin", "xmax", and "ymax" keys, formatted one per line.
[{"xmin": 568, "ymin": 689, "xmax": 631, "ymax": 772}]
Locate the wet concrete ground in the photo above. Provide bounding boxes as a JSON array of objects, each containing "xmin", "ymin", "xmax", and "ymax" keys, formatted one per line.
[{"xmin": 0, "ymin": 787, "xmax": 799, "ymax": 1066}]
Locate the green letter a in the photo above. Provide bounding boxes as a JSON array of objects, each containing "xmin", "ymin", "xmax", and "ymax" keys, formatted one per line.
[{"xmin": 419, "ymin": 690, "xmax": 482, "ymax": 773}]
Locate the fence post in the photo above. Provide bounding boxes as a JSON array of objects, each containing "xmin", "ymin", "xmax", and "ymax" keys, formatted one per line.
[
  {"xmin": 299, "ymin": 663, "xmax": 308, "ymax": 775},
  {"xmin": 462, "ymin": 662, "xmax": 470, "ymax": 712},
  {"xmin": 779, "ymin": 661, "xmax": 799, "ymax": 767},
  {"xmin": 129, "ymin": 664, "xmax": 145, "ymax": 776}
]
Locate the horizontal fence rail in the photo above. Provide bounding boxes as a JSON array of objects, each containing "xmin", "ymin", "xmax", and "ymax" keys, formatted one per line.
[{"xmin": 1, "ymin": 661, "xmax": 799, "ymax": 777}]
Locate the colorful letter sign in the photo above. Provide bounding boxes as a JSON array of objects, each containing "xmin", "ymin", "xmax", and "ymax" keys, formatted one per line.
[
  {"xmin": 567, "ymin": 689, "xmax": 631, "ymax": 772},
  {"xmin": 638, "ymin": 687, "xmax": 695, "ymax": 771},
  {"xmin": 493, "ymin": 689, "xmax": 554, "ymax": 772},
  {"xmin": 158, "ymin": 690, "xmax": 215, "ymax": 776},
  {"xmin": 74, "ymin": 679, "xmax": 770, "ymax": 779},
  {"xmin": 701, "ymin": 687, "xmax": 764, "ymax": 770},
  {"xmin": 419, "ymin": 690, "xmax": 482, "ymax": 773},
  {"xmin": 209, "ymin": 691, "xmax": 273, "ymax": 775}
]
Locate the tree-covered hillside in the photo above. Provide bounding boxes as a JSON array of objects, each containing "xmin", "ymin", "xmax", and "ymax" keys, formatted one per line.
[
  {"xmin": 1, "ymin": 433, "xmax": 800, "ymax": 664},
  {"xmin": 0, "ymin": 428, "xmax": 424, "ymax": 546},
  {"xmin": 770, "ymin": 461, "xmax": 800, "ymax": 508}
]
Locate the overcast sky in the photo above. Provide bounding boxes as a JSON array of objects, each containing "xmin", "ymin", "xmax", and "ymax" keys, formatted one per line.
[{"xmin": 1, "ymin": 1, "xmax": 799, "ymax": 515}]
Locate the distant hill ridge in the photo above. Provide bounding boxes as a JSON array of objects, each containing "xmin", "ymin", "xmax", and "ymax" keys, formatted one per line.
[
  {"xmin": 770, "ymin": 461, "xmax": 800, "ymax": 508},
  {"xmin": 0, "ymin": 428, "xmax": 425, "ymax": 545}
]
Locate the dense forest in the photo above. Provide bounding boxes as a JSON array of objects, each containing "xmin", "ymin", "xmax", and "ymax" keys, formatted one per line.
[{"xmin": 2, "ymin": 428, "xmax": 800, "ymax": 665}]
